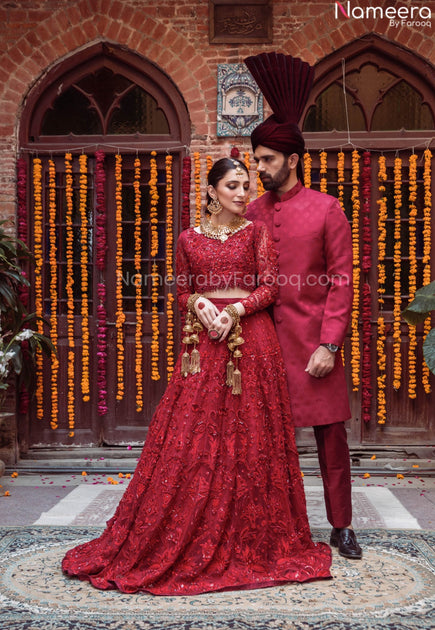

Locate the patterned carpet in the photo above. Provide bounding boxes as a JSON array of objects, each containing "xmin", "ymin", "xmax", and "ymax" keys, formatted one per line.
[{"xmin": 0, "ymin": 527, "xmax": 434, "ymax": 629}]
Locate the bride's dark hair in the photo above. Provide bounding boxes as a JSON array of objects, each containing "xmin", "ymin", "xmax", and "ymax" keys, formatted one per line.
[{"xmin": 205, "ymin": 158, "xmax": 249, "ymax": 211}]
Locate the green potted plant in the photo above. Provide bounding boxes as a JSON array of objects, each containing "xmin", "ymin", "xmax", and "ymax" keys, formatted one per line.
[
  {"xmin": 402, "ymin": 280, "xmax": 435, "ymax": 375},
  {"xmin": 0, "ymin": 221, "xmax": 54, "ymax": 470}
]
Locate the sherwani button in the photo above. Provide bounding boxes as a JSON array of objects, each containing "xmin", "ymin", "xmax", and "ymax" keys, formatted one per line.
[
  {"xmin": 275, "ymin": 204, "xmax": 281, "ymax": 211},
  {"xmin": 275, "ymin": 316, "xmax": 283, "ymax": 323},
  {"xmin": 276, "ymin": 299, "xmax": 282, "ymax": 306},
  {"xmin": 274, "ymin": 235, "xmax": 280, "ymax": 242}
]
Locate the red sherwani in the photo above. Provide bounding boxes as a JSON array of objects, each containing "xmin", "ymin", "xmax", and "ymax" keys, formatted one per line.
[{"xmin": 247, "ymin": 181, "xmax": 353, "ymax": 428}]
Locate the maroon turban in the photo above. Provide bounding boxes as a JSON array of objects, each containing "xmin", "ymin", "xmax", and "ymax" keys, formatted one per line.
[
  {"xmin": 244, "ymin": 52, "xmax": 314, "ymax": 156},
  {"xmin": 251, "ymin": 117, "xmax": 305, "ymax": 156}
]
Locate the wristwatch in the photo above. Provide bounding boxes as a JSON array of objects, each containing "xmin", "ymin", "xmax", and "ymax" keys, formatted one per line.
[{"xmin": 321, "ymin": 343, "xmax": 339, "ymax": 353}]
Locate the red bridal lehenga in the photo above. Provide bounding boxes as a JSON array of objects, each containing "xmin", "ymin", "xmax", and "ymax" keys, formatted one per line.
[{"xmin": 62, "ymin": 220, "xmax": 332, "ymax": 595}]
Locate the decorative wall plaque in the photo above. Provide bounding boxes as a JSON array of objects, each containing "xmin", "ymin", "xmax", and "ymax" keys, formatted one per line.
[
  {"xmin": 209, "ymin": 0, "xmax": 272, "ymax": 44},
  {"xmin": 217, "ymin": 63, "xmax": 263, "ymax": 137}
]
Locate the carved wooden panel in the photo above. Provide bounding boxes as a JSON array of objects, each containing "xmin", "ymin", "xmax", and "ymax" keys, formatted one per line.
[{"xmin": 209, "ymin": 0, "xmax": 272, "ymax": 44}]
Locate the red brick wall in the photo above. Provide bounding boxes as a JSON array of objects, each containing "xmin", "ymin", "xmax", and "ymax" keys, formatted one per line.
[{"xmin": 0, "ymin": 0, "xmax": 434, "ymax": 220}]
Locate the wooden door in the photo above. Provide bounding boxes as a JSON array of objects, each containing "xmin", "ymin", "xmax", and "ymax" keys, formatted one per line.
[{"xmin": 22, "ymin": 151, "xmax": 180, "ymax": 448}]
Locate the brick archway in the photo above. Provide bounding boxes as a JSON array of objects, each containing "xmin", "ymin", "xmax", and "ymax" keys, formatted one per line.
[{"xmin": 0, "ymin": 3, "xmax": 213, "ymax": 140}]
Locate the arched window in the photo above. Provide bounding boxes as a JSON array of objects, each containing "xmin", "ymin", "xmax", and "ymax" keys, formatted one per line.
[
  {"xmin": 40, "ymin": 68, "xmax": 170, "ymax": 136},
  {"xmin": 19, "ymin": 43, "xmax": 190, "ymax": 449},
  {"xmin": 304, "ymin": 63, "xmax": 434, "ymax": 132}
]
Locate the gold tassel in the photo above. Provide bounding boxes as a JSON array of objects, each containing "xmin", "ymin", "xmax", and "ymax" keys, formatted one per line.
[
  {"xmin": 226, "ymin": 359, "xmax": 234, "ymax": 386},
  {"xmin": 181, "ymin": 351, "xmax": 190, "ymax": 377},
  {"xmin": 232, "ymin": 366, "xmax": 242, "ymax": 395},
  {"xmin": 190, "ymin": 347, "xmax": 201, "ymax": 374}
]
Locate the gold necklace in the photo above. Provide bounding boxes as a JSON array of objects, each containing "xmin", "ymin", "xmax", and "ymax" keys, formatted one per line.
[{"xmin": 200, "ymin": 216, "xmax": 248, "ymax": 242}]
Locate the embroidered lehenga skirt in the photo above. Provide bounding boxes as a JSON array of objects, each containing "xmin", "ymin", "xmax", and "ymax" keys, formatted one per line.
[{"xmin": 62, "ymin": 299, "xmax": 331, "ymax": 595}]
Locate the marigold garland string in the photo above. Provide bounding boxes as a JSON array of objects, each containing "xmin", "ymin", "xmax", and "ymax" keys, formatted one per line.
[
  {"xmin": 350, "ymin": 150, "xmax": 361, "ymax": 391},
  {"xmin": 95, "ymin": 150, "xmax": 108, "ymax": 416},
  {"xmin": 319, "ymin": 151, "xmax": 328, "ymax": 194},
  {"xmin": 337, "ymin": 151, "xmax": 345, "ymax": 210},
  {"xmin": 78, "ymin": 154, "xmax": 90, "ymax": 403},
  {"xmin": 149, "ymin": 151, "xmax": 159, "ymax": 257},
  {"xmin": 303, "ymin": 152, "xmax": 311, "ymax": 188},
  {"xmin": 96, "ymin": 284, "xmax": 108, "ymax": 416},
  {"xmin": 32, "ymin": 158, "xmax": 44, "ymax": 421},
  {"xmin": 256, "ymin": 171, "xmax": 265, "ymax": 196},
  {"xmin": 165, "ymin": 154, "xmax": 175, "ymax": 381},
  {"xmin": 422, "ymin": 149, "xmax": 432, "ymax": 394},
  {"xmin": 393, "ymin": 156, "xmax": 402, "ymax": 390},
  {"xmin": 165, "ymin": 156, "xmax": 174, "ymax": 281},
  {"xmin": 181, "ymin": 156, "xmax": 192, "ymax": 230},
  {"xmin": 206, "ymin": 154, "xmax": 213, "ymax": 178},
  {"xmin": 133, "ymin": 156, "xmax": 143, "ymax": 412},
  {"xmin": 48, "ymin": 159, "xmax": 59, "ymax": 430},
  {"xmin": 17, "ymin": 158, "xmax": 28, "ymax": 257},
  {"xmin": 243, "ymin": 151, "xmax": 251, "ymax": 203},
  {"xmin": 166, "ymin": 293, "xmax": 175, "ymax": 381},
  {"xmin": 151, "ymin": 262, "xmax": 160, "ymax": 381},
  {"xmin": 95, "ymin": 151, "xmax": 107, "ymax": 271},
  {"xmin": 361, "ymin": 152, "xmax": 372, "ymax": 423},
  {"xmin": 376, "ymin": 155, "xmax": 387, "ymax": 425},
  {"xmin": 407, "ymin": 153, "xmax": 418, "ymax": 399},
  {"xmin": 149, "ymin": 152, "xmax": 160, "ymax": 379},
  {"xmin": 115, "ymin": 153, "xmax": 125, "ymax": 401},
  {"xmin": 194, "ymin": 152, "xmax": 201, "ymax": 226},
  {"xmin": 64, "ymin": 153, "xmax": 75, "ymax": 434},
  {"xmin": 16, "ymin": 158, "xmax": 30, "ymax": 415}
]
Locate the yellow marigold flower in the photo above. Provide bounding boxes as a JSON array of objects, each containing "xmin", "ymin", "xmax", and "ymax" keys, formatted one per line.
[
  {"xmin": 412, "ymin": 465, "xmax": 419, "ymax": 468},
  {"xmin": 370, "ymin": 455, "xmax": 376, "ymax": 460},
  {"xmin": 363, "ymin": 473, "xmax": 371, "ymax": 479},
  {"xmin": 118, "ymin": 473, "xmax": 124, "ymax": 478},
  {"xmin": 81, "ymin": 471, "xmax": 87, "ymax": 476},
  {"xmin": 125, "ymin": 474, "xmax": 131, "ymax": 479},
  {"xmin": 396, "ymin": 474, "xmax": 405, "ymax": 479}
]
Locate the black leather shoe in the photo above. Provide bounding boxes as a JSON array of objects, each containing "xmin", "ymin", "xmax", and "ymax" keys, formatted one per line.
[{"xmin": 330, "ymin": 527, "xmax": 362, "ymax": 559}]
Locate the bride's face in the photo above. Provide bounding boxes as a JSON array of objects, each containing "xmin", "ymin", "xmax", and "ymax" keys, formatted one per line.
[{"xmin": 208, "ymin": 169, "xmax": 250, "ymax": 218}]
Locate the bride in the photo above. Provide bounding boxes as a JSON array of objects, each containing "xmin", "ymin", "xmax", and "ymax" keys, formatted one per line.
[{"xmin": 62, "ymin": 157, "xmax": 331, "ymax": 595}]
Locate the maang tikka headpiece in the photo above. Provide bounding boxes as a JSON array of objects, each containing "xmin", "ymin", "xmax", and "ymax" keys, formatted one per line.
[{"xmin": 232, "ymin": 160, "xmax": 245, "ymax": 177}]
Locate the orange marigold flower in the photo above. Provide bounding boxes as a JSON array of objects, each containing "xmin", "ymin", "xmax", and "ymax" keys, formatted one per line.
[
  {"xmin": 81, "ymin": 471, "xmax": 87, "ymax": 476},
  {"xmin": 363, "ymin": 473, "xmax": 370, "ymax": 479},
  {"xmin": 4, "ymin": 491, "xmax": 10, "ymax": 496},
  {"xmin": 11, "ymin": 472, "xmax": 18, "ymax": 478},
  {"xmin": 396, "ymin": 474, "xmax": 405, "ymax": 479}
]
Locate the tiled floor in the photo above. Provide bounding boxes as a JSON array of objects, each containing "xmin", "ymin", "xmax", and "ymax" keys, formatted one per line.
[{"xmin": 1, "ymin": 469, "xmax": 434, "ymax": 529}]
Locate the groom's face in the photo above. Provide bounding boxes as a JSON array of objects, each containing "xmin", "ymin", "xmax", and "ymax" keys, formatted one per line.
[{"xmin": 253, "ymin": 146, "xmax": 292, "ymax": 192}]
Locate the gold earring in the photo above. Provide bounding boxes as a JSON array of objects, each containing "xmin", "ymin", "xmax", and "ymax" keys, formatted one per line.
[{"xmin": 208, "ymin": 198, "xmax": 223, "ymax": 215}]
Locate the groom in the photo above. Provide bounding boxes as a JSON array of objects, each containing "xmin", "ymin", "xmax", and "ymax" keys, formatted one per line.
[{"xmin": 245, "ymin": 52, "xmax": 361, "ymax": 559}]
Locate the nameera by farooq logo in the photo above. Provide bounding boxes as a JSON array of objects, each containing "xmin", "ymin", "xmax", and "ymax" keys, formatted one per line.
[{"xmin": 334, "ymin": 2, "xmax": 432, "ymax": 28}]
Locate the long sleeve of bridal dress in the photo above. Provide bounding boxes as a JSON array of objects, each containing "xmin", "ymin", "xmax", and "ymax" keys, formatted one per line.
[{"xmin": 62, "ymin": 220, "xmax": 331, "ymax": 595}]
